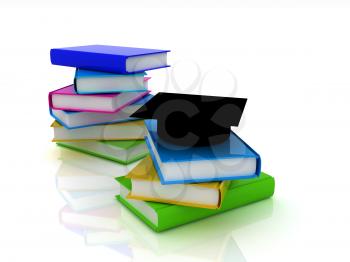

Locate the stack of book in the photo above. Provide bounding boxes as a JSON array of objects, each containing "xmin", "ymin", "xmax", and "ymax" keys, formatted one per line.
[
  {"xmin": 115, "ymin": 91, "xmax": 275, "ymax": 232},
  {"xmin": 49, "ymin": 44, "xmax": 275, "ymax": 233},
  {"xmin": 49, "ymin": 45, "xmax": 170, "ymax": 210}
]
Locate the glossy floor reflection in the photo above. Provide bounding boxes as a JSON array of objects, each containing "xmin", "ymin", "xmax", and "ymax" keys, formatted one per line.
[
  {"xmin": 55, "ymin": 147, "xmax": 274, "ymax": 261},
  {"xmin": 55, "ymin": 147, "xmax": 139, "ymax": 210},
  {"xmin": 59, "ymin": 198, "xmax": 273, "ymax": 261}
]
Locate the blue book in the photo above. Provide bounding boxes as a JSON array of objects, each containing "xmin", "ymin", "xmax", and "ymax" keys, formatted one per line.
[
  {"xmin": 50, "ymin": 94, "xmax": 153, "ymax": 129},
  {"xmin": 145, "ymin": 120, "xmax": 261, "ymax": 185},
  {"xmin": 50, "ymin": 45, "xmax": 170, "ymax": 74}
]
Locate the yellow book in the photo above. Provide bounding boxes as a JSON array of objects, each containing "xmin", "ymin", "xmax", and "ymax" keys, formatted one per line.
[
  {"xmin": 125, "ymin": 156, "xmax": 231, "ymax": 209},
  {"xmin": 51, "ymin": 120, "xmax": 146, "ymax": 142}
]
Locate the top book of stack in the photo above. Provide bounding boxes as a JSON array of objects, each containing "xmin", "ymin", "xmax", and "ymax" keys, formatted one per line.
[{"xmin": 50, "ymin": 45, "xmax": 170, "ymax": 74}]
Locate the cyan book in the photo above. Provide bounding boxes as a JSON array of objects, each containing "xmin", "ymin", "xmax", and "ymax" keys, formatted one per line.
[{"xmin": 74, "ymin": 69, "xmax": 149, "ymax": 94}]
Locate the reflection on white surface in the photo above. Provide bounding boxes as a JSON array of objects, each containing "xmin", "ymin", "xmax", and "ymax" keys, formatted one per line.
[
  {"xmin": 85, "ymin": 229, "xmax": 133, "ymax": 246},
  {"xmin": 63, "ymin": 223, "xmax": 133, "ymax": 258},
  {"xmin": 59, "ymin": 189, "xmax": 120, "ymax": 211},
  {"xmin": 120, "ymin": 198, "xmax": 273, "ymax": 256},
  {"xmin": 58, "ymin": 147, "xmax": 140, "ymax": 178},
  {"xmin": 55, "ymin": 147, "xmax": 140, "ymax": 192},
  {"xmin": 59, "ymin": 205, "xmax": 123, "ymax": 231},
  {"xmin": 59, "ymin": 197, "xmax": 273, "ymax": 261}
]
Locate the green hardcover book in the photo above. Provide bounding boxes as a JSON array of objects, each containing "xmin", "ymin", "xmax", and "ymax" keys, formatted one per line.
[
  {"xmin": 115, "ymin": 173, "xmax": 275, "ymax": 232},
  {"xmin": 57, "ymin": 140, "xmax": 148, "ymax": 165}
]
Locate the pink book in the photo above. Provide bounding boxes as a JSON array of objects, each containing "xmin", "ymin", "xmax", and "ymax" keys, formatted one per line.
[{"xmin": 49, "ymin": 82, "xmax": 150, "ymax": 114}]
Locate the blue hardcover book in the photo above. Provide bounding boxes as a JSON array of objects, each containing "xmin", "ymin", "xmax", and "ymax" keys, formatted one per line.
[
  {"xmin": 145, "ymin": 120, "xmax": 261, "ymax": 185},
  {"xmin": 50, "ymin": 94, "xmax": 153, "ymax": 129},
  {"xmin": 50, "ymin": 45, "xmax": 170, "ymax": 74},
  {"xmin": 74, "ymin": 69, "xmax": 149, "ymax": 94}
]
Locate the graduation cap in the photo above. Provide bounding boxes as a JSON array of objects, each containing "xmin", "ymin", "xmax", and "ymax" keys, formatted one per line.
[{"xmin": 131, "ymin": 92, "xmax": 247, "ymax": 147}]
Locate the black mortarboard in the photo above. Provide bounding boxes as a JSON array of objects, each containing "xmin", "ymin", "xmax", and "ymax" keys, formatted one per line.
[{"xmin": 131, "ymin": 92, "xmax": 247, "ymax": 147}]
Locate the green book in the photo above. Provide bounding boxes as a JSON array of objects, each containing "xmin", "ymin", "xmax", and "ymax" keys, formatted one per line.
[
  {"xmin": 57, "ymin": 140, "xmax": 148, "ymax": 165},
  {"xmin": 116, "ymin": 173, "xmax": 275, "ymax": 232}
]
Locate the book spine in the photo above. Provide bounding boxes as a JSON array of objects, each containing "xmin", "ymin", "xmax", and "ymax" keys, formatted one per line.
[
  {"xmin": 232, "ymin": 131, "xmax": 262, "ymax": 177},
  {"xmin": 73, "ymin": 75, "xmax": 78, "ymax": 93},
  {"xmin": 48, "ymin": 90, "xmax": 54, "ymax": 109},
  {"xmin": 218, "ymin": 181, "xmax": 231, "ymax": 208},
  {"xmin": 50, "ymin": 49, "xmax": 127, "ymax": 74}
]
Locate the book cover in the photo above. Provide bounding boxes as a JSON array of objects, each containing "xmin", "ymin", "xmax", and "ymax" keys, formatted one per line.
[
  {"xmin": 145, "ymin": 120, "xmax": 261, "ymax": 184},
  {"xmin": 48, "ymin": 84, "xmax": 150, "ymax": 113},
  {"xmin": 50, "ymin": 45, "xmax": 170, "ymax": 74},
  {"xmin": 57, "ymin": 140, "xmax": 148, "ymax": 165},
  {"xmin": 115, "ymin": 172, "xmax": 274, "ymax": 232},
  {"xmin": 124, "ymin": 156, "xmax": 230, "ymax": 209}
]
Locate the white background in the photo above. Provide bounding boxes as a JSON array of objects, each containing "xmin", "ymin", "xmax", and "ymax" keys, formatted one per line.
[{"xmin": 0, "ymin": 1, "xmax": 350, "ymax": 261}]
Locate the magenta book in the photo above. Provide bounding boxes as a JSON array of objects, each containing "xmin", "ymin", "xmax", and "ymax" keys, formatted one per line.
[{"xmin": 48, "ymin": 85, "xmax": 150, "ymax": 113}]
